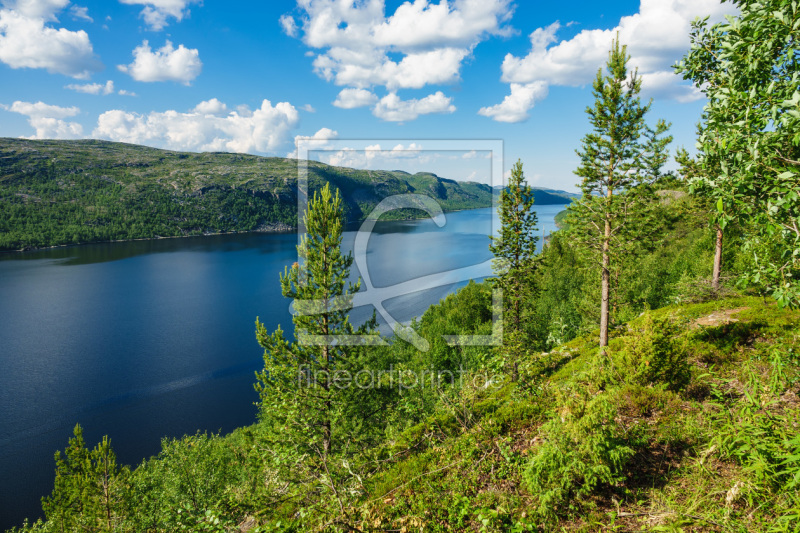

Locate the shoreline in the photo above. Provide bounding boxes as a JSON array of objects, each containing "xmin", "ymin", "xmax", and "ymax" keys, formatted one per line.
[
  {"xmin": 0, "ymin": 205, "xmax": 501, "ymax": 255},
  {"xmin": 0, "ymin": 204, "xmax": 579, "ymax": 256},
  {"xmin": 0, "ymin": 223, "xmax": 298, "ymax": 255}
]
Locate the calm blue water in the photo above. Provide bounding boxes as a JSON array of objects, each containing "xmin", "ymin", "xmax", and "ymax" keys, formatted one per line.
[{"xmin": 0, "ymin": 204, "xmax": 566, "ymax": 529}]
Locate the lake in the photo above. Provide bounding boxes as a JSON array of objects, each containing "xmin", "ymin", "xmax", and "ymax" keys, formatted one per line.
[{"xmin": 0, "ymin": 204, "xmax": 566, "ymax": 529}]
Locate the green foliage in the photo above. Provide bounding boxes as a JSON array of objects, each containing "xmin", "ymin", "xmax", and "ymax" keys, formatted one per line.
[
  {"xmin": 675, "ymin": 0, "xmax": 800, "ymax": 307},
  {"xmin": 124, "ymin": 432, "xmax": 240, "ymax": 531},
  {"xmin": 489, "ymin": 159, "xmax": 539, "ymax": 379},
  {"xmin": 41, "ymin": 425, "xmax": 129, "ymax": 533},
  {"xmin": 609, "ymin": 313, "xmax": 691, "ymax": 390},
  {"xmin": 254, "ymin": 183, "xmax": 382, "ymax": 458},
  {"xmin": 706, "ymin": 350, "xmax": 800, "ymax": 531},
  {"xmin": 0, "ymin": 138, "xmax": 493, "ymax": 251},
  {"xmin": 567, "ymin": 35, "xmax": 673, "ymax": 347},
  {"xmin": 252, "ymin": 184, "xmax": 393, "ymax": 528},
  {"xmin": 523, "ymin": 389, "xmax": 641, "ymax": 521}
]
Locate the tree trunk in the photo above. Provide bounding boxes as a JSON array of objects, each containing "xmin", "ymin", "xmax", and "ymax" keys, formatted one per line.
[
  {"xmin": 322, "ymin": 341, "xmax": 331, "ymax": 458},
  {"xmin": 512, "ymin": 276, "xmax": 520, "ymax": 383},
  {"xmin": 600, "ymin": 204, "xmax": 612, "ymax": 349},
  {"xmin": 712, "ymin": 224, "xmax": 723, "ymax": 291},
  {"xmin": 600, "ymin": 245, "xmax": 610, "ymax": 348}
]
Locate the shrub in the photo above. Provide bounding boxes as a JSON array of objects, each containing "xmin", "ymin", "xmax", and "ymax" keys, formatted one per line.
[
  {"xmin": 610, "ymin": 313, "xmax": 690, "ymax": 390},
  {"xmin": 523, "ymin": 390, "xmax": 642, "ymax": 521}
]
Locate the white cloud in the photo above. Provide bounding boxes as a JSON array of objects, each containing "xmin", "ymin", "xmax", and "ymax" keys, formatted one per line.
[
  {"xmin": 324, "ymin": 148, "xmax": 362, "ymax": 168},
  {"xmin": 289, "ymin": 127, "xmax": 338, "ymax": 158},
  {"xmin": 314, "ymin": 44, "xmax": 468, "ymax": 90},
  {"xmin": 300, "ymin": 127, "xmax": 338, "ymax": 141},
  {"xmin": 192, "ymin": 98, "xmax": 228, "ymax": 116},
  {"xmin": 639, "ymin": 70, "xmax": 703, "ymax": 103},
  {"xmin": 333, "ymin": 88, "xmax": 378, "ymax": 109},
  {"xmin": 482, "ymin": 0, "xmax": 738, "ymax": 122},
  {"xmin": 2, "ymin": 0, "xmax": 68, "ymax": 20},
  {"xmin": 3, "ymin": 100, "xmax": 83, "ymax": 138},
  {"xmin": 119, "ymin": 0, "xmax": 199, "ymax": 31},
  {"xmin": 301, "ymin": 103, "xmax": 315, "ymax": 112},
  {"xmin": 372, "ymin": 91, "xmax": 455, "ymax": 122},
  {"xmin": 477, "ymin": 81, "xmax": 548, "ymax": 123},
  {"xmin": 0, "ymin": 4, "xmax": 101, "ymax": 78},
  {"xmin": 388, "ymin": 142, "xmax": 422, "ymax": 157},
  {"xmin": 118, "ymin": 40, "xmax": 202, "ymax": 84},
  {"xmin": 66, "ymin": 79, "xmax": 114, "ymax": 95},
  {"xmin": 93, "ymin": 99, "xmax": 300, "ymax": 154},
  {"xmin": 69, "ymin": 5, "xmax": 91, "ymax": 22},
  {"xmin": 279, "ymin": 13, "xmax": 296, "ymax": 37},
  {"xmin": 286, "ymin": 0, "xmax": 514, "ymax": 120},
  {"xmin": 321, "ymin": 142, "xmax": 428, "ymax": 168},
  {"xmin": 118, "ymin": 89, "xmax": 136, "ymax": 96}
]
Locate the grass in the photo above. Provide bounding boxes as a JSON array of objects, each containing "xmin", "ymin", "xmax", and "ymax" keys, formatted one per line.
[{"xmin": 345, "ymin": 296, "xmax": 800, "ymax": 532}]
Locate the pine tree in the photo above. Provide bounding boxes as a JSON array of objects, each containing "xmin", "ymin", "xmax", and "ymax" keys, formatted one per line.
[
  {"xmin": 254, "ymin": 183, "xmax": 379, "ymax": 467},
  {"xmin": 42, "ymin": 425, "xmax": 89, "ymax": 533},
  {"xmin": 490, "ymin": 159, "xmax": 539, "ymax": 381},
  {"xmin": 567, "ymin": 36, "xmax": 672, "ymax": 349},
  {"xmin": 42, "ymin": 425, "xmax": 128, "ymax": 533}
]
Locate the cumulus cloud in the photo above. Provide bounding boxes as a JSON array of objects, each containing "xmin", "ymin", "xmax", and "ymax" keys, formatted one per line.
[
  {"xmin": 477, "ymin": 81, "xmax": 548, "ymax": 123},
  {"xmin": 66, "ymin": 79, "xmax": 114, "ymax": 95},
  {"xmin": 3, "ymin": 100, "xmax": 83, "ymax": 138},
  {"xmin": 0, "ymin": 2, "xmax": 101, "ymax": 78},
  {"xmin": 192, "ymin": 98, "xmax": 228, "ymax": 116},
  {"xmin": 119, "ymin": 0, "xmax": 199, "ymax": 31},
  {"xmin": 118, "ymin": 40, "xmax": 202, "ymax": 84},
  {"xmin": 314, "ymin": 44, "xmax": 468, "ymax": 90},
  {"xmin": 333, "ymin": 88, "xmax": 378, "ymax": 109},
  {"xmin": 2, "ymin": 0, "xmax": 68, "ymax": 20},
  {"xmin": 93, "ymin": 99, "xmax": 300, "ymax": 154},
  {"xmin": 289, "ymin": 127, "xmax": 338, "ymax": 158},
  {"xmin": 482, "ymin": 0, "xmax": 738, "ymax": 122},
  {"xmin": 372, "ymin": 91, "xmax": 455, "ymax": 122},
  {"xmin": 282, "ymin": 0, "xmax": 514, "ymax": 120}
]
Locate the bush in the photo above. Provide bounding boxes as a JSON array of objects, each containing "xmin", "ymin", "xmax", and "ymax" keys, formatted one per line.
[
  {"xmin": 523, "ymin": 390, "xmax": 642, "ymax": 521},
  {"xmin": 610, "ymin": 313, "xmax": 690, "ymax": 390}
]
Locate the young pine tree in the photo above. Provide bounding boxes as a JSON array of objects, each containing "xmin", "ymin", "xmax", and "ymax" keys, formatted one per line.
[
  {"xmin": 42, "ymin": 424, "xmax": 129, "ymax": 533},
  {"xmin": 490, "ymin": 159, "xmax": 539, "ymax": 381},
  {"xmin": 254, "ymin": 183, "xmax": 381, "ymax": 472},
  {"xmin": 567, "ymin": 36, "xmax": 672, "ymax": 349}
]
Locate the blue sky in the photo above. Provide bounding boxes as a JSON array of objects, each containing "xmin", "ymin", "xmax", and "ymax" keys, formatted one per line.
[{"xmin": 0, "ymin": 0, "xmax": 737, "ymax": 191}]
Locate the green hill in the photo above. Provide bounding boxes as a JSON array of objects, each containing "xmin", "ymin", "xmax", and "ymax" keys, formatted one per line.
[
  {"xmin": 0, "ymin": 138, "xmax": 493, "ymax": 251},
  {"xmin": 494, "ymin": 185, "xmax": 578, "ymax": 205},
  {"xmin": 8, "ymin": 151, "xmax": 800, "ymax": 532}
]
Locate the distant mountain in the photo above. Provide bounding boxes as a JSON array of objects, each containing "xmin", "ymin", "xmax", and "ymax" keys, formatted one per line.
[
  {"xmin": 493, "ymin": 185, "xmax": 578, "ymax": 205},
  {"xmin": 0, "ymin": 138, "xmax": 493, "ymax": 251}
]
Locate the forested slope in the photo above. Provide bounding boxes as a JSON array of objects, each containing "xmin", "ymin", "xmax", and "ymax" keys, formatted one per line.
[{"xmin": 0, "ymin": 138, "xmax": 494, "ymax": 251}]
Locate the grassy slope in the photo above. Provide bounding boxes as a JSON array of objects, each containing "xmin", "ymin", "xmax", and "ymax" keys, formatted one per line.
[
  {"xmin": 0, "ymin": 138, "xmax": 493, "ymax": 251},
  {"xmin": 355, "ymin": 297, "xmax": 800, "ymax": 532}
]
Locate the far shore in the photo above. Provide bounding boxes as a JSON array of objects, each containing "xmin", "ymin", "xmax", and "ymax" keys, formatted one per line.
[{"xmin": 1, "ymin": 203, "xmax": 575, "ymax": 255}]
